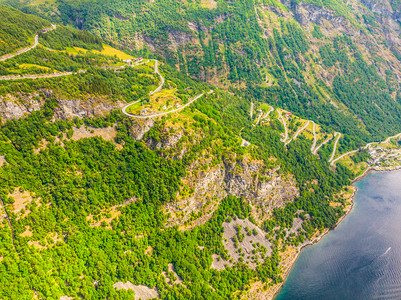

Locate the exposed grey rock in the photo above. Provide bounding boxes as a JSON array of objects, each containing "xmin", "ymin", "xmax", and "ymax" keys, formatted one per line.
[
  {"xmin": 55, "ymin": 98, "xmax": 124, "ymax": 119},
  {"xmin": 130, "ymin": 118, "xmax": 155, "ymax": 141},
  {"xmin": 147, "ymin": 128, "xmax": 184, "ymax": 149},
  {"xmin": 0, "ymin": 94, "xmax": 43, "ymax": 121}
]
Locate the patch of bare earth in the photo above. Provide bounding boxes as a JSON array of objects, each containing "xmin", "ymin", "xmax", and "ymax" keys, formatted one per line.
[
  {"xmin": 60, "ymin": 296, "xmax": 73, "ymax": 300},
  {"xmin": 87, "ymin": 198, "xmax": 136, "ymax": 228},
  {"xmin": 0, "ymin": 155, "xmax": 5, "ymax": 167},
  {"xmin": 212, "ymin": 218, "xmax": 272, "ymax": 270},
  {"xmin": 20, "ymin": 226, "xmax": 33, "ymax": 237},
  {"xmin": 28, "ymin": 232, "xmax": 63, "ymax": 249},
  {"xmin": 113, "ymin": 282, "xmax": 159, "ymax": 300},
  {"xmin": 71, "ymin": 125, "xmax": 122, "ymax": 149},
  {"xmin": 8, "ymin": 188, "xmax": 41, "ymax": 219},
  {"xmin": 162, "ymin": 263, "xmax": 184, "ymax": 286}
]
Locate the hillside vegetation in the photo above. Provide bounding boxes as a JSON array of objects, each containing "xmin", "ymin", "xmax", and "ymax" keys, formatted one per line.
[
  {"xmin": 9, "ymin": 0, "xmax": 401, "ymax": 145},
  {"xmin": 0, "ymin": 5, "xmax": 50, "ymax": 56},
  {"xmin": 0, "ymin": 1, "xmax": 400, "ymax": 299}
]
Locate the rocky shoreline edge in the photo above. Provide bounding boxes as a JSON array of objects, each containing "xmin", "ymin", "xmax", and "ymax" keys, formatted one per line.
[{"xmin": 269, "ymin": 165, "xmax": 401, "ymax": 299}]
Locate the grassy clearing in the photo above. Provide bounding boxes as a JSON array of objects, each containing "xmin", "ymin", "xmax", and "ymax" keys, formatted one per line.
[
  {"xmin": 95, "ymin": 44, "xmax": 133, "ymax": 60},
  {"xmin": 200, "ymin": 0, "xmax": 217, "ymax": 9},
  {"xmin": 338, "ymin": 154, "xmax": 368, "ymax": 177},
  {"xmin": 29, "ymin": 0, "xmax": 56, "ymax": 5},
  {"xmin": 64, "ymin": 47, "xmax": 88, "ymax": 55},
  {"xmin": 19, "ymin": 63, "xmax": 52, "ymax": 71}
]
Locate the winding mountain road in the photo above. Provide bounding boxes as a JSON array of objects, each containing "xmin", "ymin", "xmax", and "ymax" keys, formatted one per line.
[
  {"xmin": 256, "ymin": 105, "xmax": 274, "ymax": 125},
  {"xmin": 277, "ymin": 110, "xmax": 288, "ymax": 143},
  {"xmin": 328, "ymin": 132, "xmax": 342, "ymax": 163},
  {"xmin": 122, "ymin": 59, "xmax": 212, "ymax": 118},
  {"xmin": 285, "ymin": 120, "xmax": 310, "ymax": 145},
  {"xmin": 330, "ymin": 132, "xmax": 401, "ymax": 165},
  {"xmin": 150, "ymin": 60, "xmax": 165, "ymax": 95},
  {"xmin": 313, "ymin": 135, "xmax": 333, "ymax": 155},
  {"xmin": 0, "ymin": 24, "xmax": 56, "ymax": 62},
  {"xmin": 122, "ymin": 92, "xmax": 210, "ymax": 119},
  {"xmin": 311, "ymin": 121, "xmax": 317, "ymax": 153}
]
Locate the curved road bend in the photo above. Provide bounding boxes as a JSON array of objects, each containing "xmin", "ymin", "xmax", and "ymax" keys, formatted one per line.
[
  {"xmin": 313, "ymin": 135, "xmax": 333, "ymax": 155},
  {"xmin": 0, "ymin": 24, "xmax": 56, "ymax": 62},
  {"xmin": 256, "ymin": 105, "xmax": 274, "ymax": 125},
  {"xmin": 277, "ymin": 110, "xmax": 288, "ymax": 143},
  {"xmin": 122, "ymin": 92, "xmax": 211, "ymax": 119},
  {"xmin": 331, "ymin": 132, "xmax": 401, "ymax": 165},
  {"xmin": 285, "ymin": 120, "xmax": 310, "ymax": 146},
  {"xmin": 328, "ymin": 132, "xmax": 342, "ymax": 163},
  {"xmin": 311, "ymin": 121, "xmax": 317, "ymax": 153}
]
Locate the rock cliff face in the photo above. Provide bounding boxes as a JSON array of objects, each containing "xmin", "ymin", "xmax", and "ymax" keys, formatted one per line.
[
  {"xmin": 165, "ymin": 156, "xmax": 299, "ymax": 229},
  {"xmin": 54, "ymin": 98, "xmax": 124, "ymax": 120},
  {"xmin": 289, "ymin": 1, "xmax": 351, "ymax": 28},
  {"xmin": 0, "ymin": 94, "xmax": 43, "ymax": 121},
  {"xmin": 0, "ymin": 90, "xmax": 124, "ymax": 122},
  {"xmin": 130, "ymin": 118, "xmax": 155, "ymax": 141},
  {"xmin": 361, "ymin": 0, "xmax": 401, "ymax": 50}
]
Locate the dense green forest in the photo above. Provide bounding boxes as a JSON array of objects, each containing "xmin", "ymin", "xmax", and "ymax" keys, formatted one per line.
[
  {"xmin": 6, "ymin": 0, "xmax": 401, "ymax": 145},
  {"xmin": 0, "ymin": 5, "xmax": 49, "ymax": 56},
  {"xmin": 0, "ymin": 0, "xmax": 400, "ymax": 298},
  {"xmin": 0, "ymin": 75, "xmax": 350, "ymax": 299},
  {"xmin": 0, "ymin": 19, "xmax": 352, "ymax": 296}
]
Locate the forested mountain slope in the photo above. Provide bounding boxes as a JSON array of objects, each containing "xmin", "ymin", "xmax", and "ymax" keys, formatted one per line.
[
  {"xmin": 7, "ymin": 0, "xmax": 401, "ymax": 144},
  {"xmin": 0, "ymin": 1, "xmax": 400, "ymax": 299},
  {"xmin": 0, "ymin": 5, "xmax": 49, "ymax": 56}
]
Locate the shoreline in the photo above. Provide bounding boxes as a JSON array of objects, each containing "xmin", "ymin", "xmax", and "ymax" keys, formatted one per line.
[{"xmin": 270, "ymin": 165, "xmax": 401, "ymax": 299}]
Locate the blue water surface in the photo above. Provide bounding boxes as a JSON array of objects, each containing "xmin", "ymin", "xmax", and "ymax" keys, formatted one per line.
[{"xmin": 276, "ymin": 170, "xmax": 401, "ymax": 300}]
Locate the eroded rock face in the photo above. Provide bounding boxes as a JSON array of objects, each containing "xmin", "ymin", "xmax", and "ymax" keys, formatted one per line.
[
  {"xmin": 361, "ymin": 0, "xmax": 401, "ymax": 49},
  {"xmin": 224, "ymin": 160, "xmax": 298, "ymax": 206},
  {"xmin": 147, "ymin": 128, "xmax": 184, "ymax": 149},
  {"xmin": 130, "ymin": 118, "xmax": 156, "ymax": 141},
  {"xmin": 166, "ymin": 157, "xmax": 299, "ymax": 229},
  {"xmin": 0, "ymin": 91, "xmax": 124, "ymax": 122},
  {"xmin": 0, "ymin": 94, "xmax": 43, "ymax": 121},
  {"xmin": 168, "ymin": 30, "xmax": 192, "ymax": 52},
  {"xmin": 55, "ymin": 98, "xmax": 124, "ymax": 119},
  {"xmin": 289, "ymin": 1, "xmax": 350, "ymax": 27}
]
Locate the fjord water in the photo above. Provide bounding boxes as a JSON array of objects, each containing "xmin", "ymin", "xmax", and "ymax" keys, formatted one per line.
[{"xmin": 276, "ymin": 170, "xmax": 401, "ymax": 300}]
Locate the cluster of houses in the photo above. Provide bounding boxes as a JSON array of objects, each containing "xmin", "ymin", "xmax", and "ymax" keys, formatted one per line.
[
  {"xmin": 368, "ymin": 147, "xmax": 401, "ymax": 167},
  {"xmin": 123, "ymin": 57, "xmax": 143, "ymax": 64}
]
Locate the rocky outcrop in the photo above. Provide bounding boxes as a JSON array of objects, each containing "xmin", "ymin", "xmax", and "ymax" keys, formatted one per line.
[
  {"xmin": 147, "ymin": 128, "xmax": 184, "ymax": 149},
  {"xmin": 130, "ymin": 118, "xmax": 155, "ymax": 141},
  {"xmin": 288, "ymin": 1, "xmax": 349, "ymax": 27},
  {"xmin": 361, "ymin": 0, "xmax": 401, "ymax": 50},
  {"xmin": 165, "ymin": 157, "xmax": 299, "ymax": 229},
  {"xmin": 0, "ymin": 90, "xmax": 125, "ymax": 122},
  {"xmin": 168, "ymin": 30, "xmax": 192, "ymax": 52},
  {"xmin": 0, "ymin": 94, "xmax": 43, "ymax": 121},
  {"xmin": 55, "ymin": 98, "xmax": 124, "ymax": 120},
  {"xmin": 224, "ymin": 160, "xmax": 298, "ymax": 206}
]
